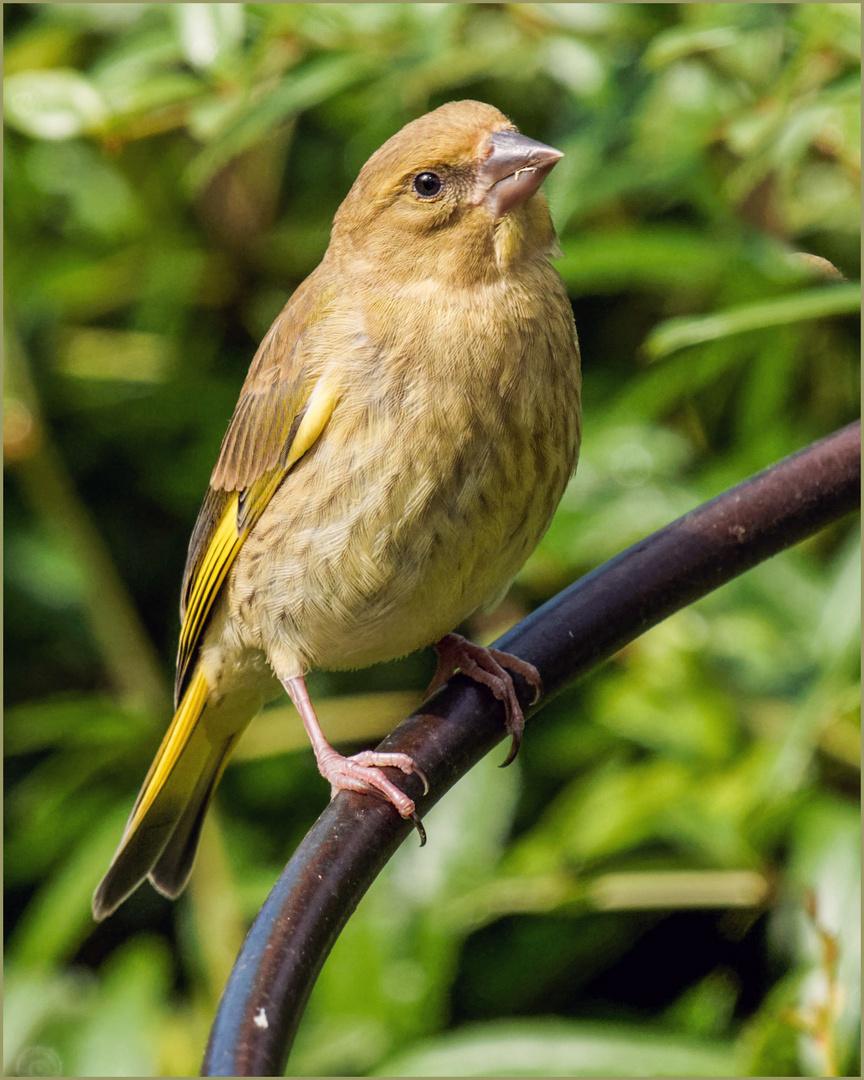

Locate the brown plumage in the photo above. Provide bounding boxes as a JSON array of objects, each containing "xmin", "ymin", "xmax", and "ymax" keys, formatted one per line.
[{"xmin": 93, "ymin": 100, "xmax": 582, "ymax": 920}]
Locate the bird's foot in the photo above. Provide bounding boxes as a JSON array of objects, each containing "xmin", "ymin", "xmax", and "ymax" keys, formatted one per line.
[
  {"xmin": 316, "ymin": 747, "xmax": 429, "ymax": 843},
  {"xmin": 284, "ymin": 675, "xmax": 428, "ymax": 842},
  {"xmin": 426, "ymin": 632, "xmax": 542, "ymax": 766}
]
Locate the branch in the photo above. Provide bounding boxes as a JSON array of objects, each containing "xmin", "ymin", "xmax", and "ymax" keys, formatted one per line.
[{"xmin": 201, "ymin": 421, "xmax": 860, "ymax": 1077}]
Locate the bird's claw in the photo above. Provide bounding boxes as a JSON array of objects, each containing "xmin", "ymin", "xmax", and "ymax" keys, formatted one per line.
[
  {"xmin": 428, "ymin": 633, "xmax": 542, "ymax": 765},
  {"xmin": 409, "ymin": 811, "xmax": 427, "ymax": 846},
  {"xmin": 500, "ymin": 726, "xmax": 523, "ymax": 769},
  {"xmin": 413, "ymin": 764, "xmax": 430, "ymax": 796},
  {"xmin": 321, "ymin": 748, "xmax": 424, "ymax": 819}
]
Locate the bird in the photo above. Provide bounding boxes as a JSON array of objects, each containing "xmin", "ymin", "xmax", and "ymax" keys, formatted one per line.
[{"xmin": 92, "ymin": 99, "xmax": 582, "ymax": 920}]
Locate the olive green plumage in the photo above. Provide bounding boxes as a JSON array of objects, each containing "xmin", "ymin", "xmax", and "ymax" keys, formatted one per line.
[{"xmin": 93, "ymin": 99, "xmax": 581, "ymax": 920}]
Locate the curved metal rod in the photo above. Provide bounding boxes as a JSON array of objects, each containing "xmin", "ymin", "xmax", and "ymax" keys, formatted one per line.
[{"xmin": 202, "ymin": 421, "xmax": 860, "ymax": 1077}]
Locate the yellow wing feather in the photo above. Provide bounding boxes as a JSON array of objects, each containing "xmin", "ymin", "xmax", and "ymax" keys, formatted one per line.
[{"xmin": 175, "ymin": 378, "xmax": 340, "ymax": 699}]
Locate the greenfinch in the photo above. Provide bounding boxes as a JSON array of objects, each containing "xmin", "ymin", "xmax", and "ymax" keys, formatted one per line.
[{"xmin": 93, "ymin": 100, "xmax": 582, "ymax": 920}]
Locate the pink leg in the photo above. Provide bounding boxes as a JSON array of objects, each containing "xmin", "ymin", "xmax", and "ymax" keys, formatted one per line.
[
  {"xmin": 284, "ymin": 676, "xmax": 428, "ymax": 840},
  {"xmin": 425, "ymin": 633, "xmax": 543, "ymax": 767}
]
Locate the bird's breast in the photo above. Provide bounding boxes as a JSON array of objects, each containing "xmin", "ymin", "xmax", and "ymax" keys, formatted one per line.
[{"xmin": 228, "ymin": 266, "xmax": 581, "ymax": 675}]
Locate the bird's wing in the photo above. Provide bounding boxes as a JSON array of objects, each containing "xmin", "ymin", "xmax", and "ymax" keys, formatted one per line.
[{"xmin": 175, "ymin": 279, "xmax": 340, "ymax": 705}]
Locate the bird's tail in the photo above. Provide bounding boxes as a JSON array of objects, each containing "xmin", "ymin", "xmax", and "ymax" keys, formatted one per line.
[{"xmin": 92, "ymin": 667, "xmax": 241, "ymax": 920}]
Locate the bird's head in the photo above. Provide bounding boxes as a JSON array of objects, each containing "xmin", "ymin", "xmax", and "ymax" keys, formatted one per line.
[{"xmin": 331, "ymin": 100, "xmax": 564, "ymax": 285}]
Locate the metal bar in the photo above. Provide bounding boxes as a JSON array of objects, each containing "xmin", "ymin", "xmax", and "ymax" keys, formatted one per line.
[{"xmin": 202, "ymin": 421, "xmax": 860, "ymax": 1076}]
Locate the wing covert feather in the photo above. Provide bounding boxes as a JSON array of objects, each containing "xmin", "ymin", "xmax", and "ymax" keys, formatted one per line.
[{"xmin": 210, "ymin": 273, "xmax": 330, "ymax": 492}]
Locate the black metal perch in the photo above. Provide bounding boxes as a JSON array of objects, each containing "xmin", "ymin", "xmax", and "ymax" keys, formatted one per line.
[{"xmin": 202, "ymin": 421, "xmax": 860, "ymax": 1077}]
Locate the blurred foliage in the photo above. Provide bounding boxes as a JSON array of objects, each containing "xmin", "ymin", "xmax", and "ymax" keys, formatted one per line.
[{"xmin": 4, "ymin": 3, "xmax": 860, "ymax": 1077}]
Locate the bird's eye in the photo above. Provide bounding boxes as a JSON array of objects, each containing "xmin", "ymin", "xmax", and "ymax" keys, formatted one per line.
[{"xmin": 413, "ymin": 171, "xmax": 442, "ymax": 198}]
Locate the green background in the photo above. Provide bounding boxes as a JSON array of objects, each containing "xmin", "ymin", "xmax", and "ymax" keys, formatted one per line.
[{"xmin": 4, "ymin": 3, "xmax": 860, "ymax": 1076}]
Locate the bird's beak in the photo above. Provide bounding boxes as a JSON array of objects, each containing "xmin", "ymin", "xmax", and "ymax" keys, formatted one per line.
[{"xmin": 476, "ymin": 130, "xmax": 564, "ymax": 220}]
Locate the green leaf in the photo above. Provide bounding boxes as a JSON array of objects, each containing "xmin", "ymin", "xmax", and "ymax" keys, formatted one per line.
[
  {"xmin": 4, "ymin": 694, "xmax": 148, "ymax": 755},
  {"xmin": 556, "ymin": 228, "xmax": 726, "ymax": 294},
  {"xmin": 174, "ymin": 3, "xmax": 245, "ymax": 71},
  {"xmin": 646, "ymin": 283, "xmax": 861, "ymax": 359},
  {"xmin": 69, "ymin": 937, "xmax": 173, "ymax": 1077},
  {"xmin": 3, "ymin": 968, "xmax": 91, "ymax": 1075},
  {"xmin": 4, "ymin": 69, "xmax": 107, "ymax": 140},
  {"xmin": 375, "ymin": 1019, "xmax": 736, "ymax": 1076},
  {"xmin": 6, "ymin": 806, "xmax": 131, "ymax": 968},
  {"xmin": 644, "ymin": 26, "xmax": 742, "ymax": 69},
  {"xmin": 185, "ymin": 53, "xmax": 379, "ymax": 190}
]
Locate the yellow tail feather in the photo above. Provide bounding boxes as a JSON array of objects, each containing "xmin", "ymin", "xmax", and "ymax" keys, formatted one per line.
[
  {"xmin": 93, "ymin": 667, "xmax": 215, "ymax": 920},
  {"xmin": 124, "ymin": 666, "xmax": 210, "ymax": 836}
]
